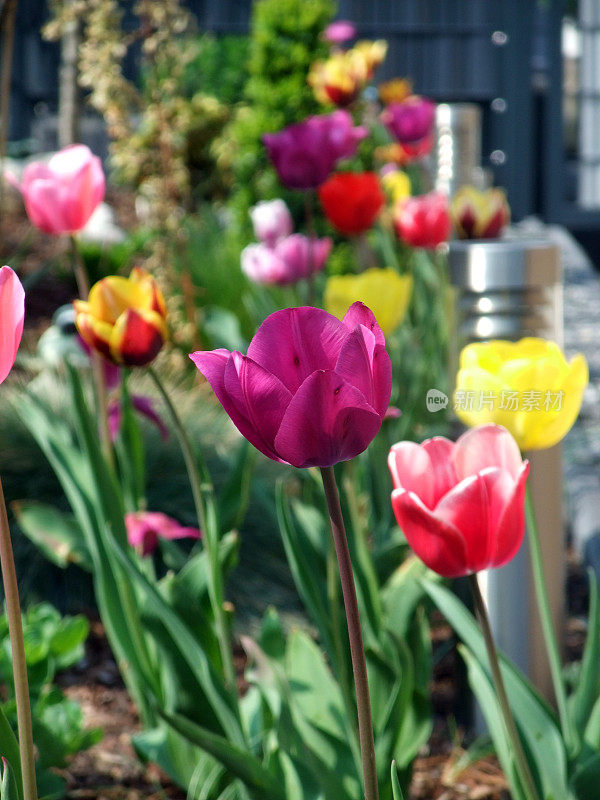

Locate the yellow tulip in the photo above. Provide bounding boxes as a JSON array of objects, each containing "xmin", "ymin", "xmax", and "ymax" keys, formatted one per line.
[
  {"xmin": 325, "ymin": 267, "xmax": 412, "ymax": 336},
  {"xmin": 378, "ymin": 77, "xmax": 413, "ymax": 105},
  {"xmin": 454, "ymin": 338, "xmax": 588, "ymax": 450},
  {"xmin": 75, "ymin": 267, "xmax": 167, "ymax": 366},
  {"xmin": 381, "ymin": 169, "xmax": 411, "ymax": 204}
]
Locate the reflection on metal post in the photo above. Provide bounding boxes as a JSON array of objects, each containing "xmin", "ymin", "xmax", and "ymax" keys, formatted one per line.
[{"xmin": 449, "ymin": 239, "xmax": 563, "ymax": 701}]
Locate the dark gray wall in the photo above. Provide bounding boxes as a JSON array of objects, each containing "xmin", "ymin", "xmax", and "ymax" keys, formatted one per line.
[{"xmin": 6, "ymin": 0, "xmax": 541, "ymax": 220}]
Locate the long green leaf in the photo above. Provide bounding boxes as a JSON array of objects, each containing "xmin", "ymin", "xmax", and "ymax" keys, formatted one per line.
[
  {"xmin": 111, "ymin": 542, "xmax": 245, "ymax": 745},
  {"xmin": 459, "ymin": 645, "xmax": 524, "ymax": 799},
  {"xmin": 0, "ymin": 708, "xmax": 22, "ymax": 800},
  {"xmin": 157, "ymin": 709, "xmax": 284, "ymax": 800},
  {"xmin": 391, "ymin": 761, "xmax": 405, "ymax": 800},
  {"xmin": 0, "ymin": 759, "xmax": 20, "ymax": 800},
  {"xmin": 12, "ymin": 501, "xmax": 92, "ymax": 571},
  {"xmin": 425, "ymin": 581, "xmax": 568, "ymax": 800},
  {"xmin": 569, "ymin": 570, "xmax": 600, "ymax": 745}
]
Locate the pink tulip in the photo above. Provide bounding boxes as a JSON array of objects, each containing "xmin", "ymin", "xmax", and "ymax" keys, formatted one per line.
[
  {"xmin": 8, "ymin": 145, "xmax": 105, "ymax": 235},
  {"xmin": 190, "ymin": 303, "xmax": 392, "ymax": 468},
  {"xmin": 388, "ymin": 425, "xmax": 529, "ymax": 578},
  {"xmin": 263, "ymin": 111, "xmax": 368, "ymax": 191},
  {"xmin": 323, "ymin": 20, "xmax": 357, "ymax": 44},
  {"xmin": 382, "ymin": 96, "xmax": 436, "ymax": 144},
  {"xmin": 125, "ymin": 511, "xmax": 201, "ymax": 556},
  {"xmin": 249, "ymin": 199, "xmax": 293, "ymax": 245},
  {"xmin": 0, "ymin": 266, "xmax": 25, "ymax": 384},
  {"xmin": 393, "ymin": 192, "xmax": 451, "ymax": 249},
  {"xmin": 241, "ymin": 235, "xmax": 332, "ymax": 286}
]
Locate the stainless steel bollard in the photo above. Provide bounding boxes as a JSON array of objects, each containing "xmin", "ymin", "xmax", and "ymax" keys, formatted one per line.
[
  {"xmin": 448, "ymin": 239, "xmax": 563, "ymax": 700},
  {"xmin": 435, "ymin": 103, "xmax": 490, "ymax": 197}
]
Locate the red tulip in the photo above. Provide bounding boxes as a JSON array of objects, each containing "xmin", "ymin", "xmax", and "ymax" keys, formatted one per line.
[
  {"xmin": 0, "ymin": 266, "xmax": 24, "ymax": 384},
  {"xmin": 388, "ymin": 425, "xmax": 529, "ymax": 578},
  {"xmin": 190, "ymin": 303, "xmax": 392, "ymax": 469},
  {"xmin": 8, "ymin": 145, "xmax": 105, "ymax": 235},
  {"xmin": 319, "ymin": 172, "xmax": 385, "ymax": 235},
  {"xmin": 393, "ymin": 192, "xmax": 451, "ymax": 249}
]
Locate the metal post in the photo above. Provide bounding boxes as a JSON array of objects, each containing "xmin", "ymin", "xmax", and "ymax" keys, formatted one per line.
[{"xmin": 449, "ymin": 239, "xmax": 563, "ymax": 700}]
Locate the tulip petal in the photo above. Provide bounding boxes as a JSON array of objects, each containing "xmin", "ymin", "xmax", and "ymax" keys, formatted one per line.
[
  {"xmin": 274, "ymin": 369, "xmax": 381, "ymax": 468},
  {"xmin": 388, "ymin": 442, "xmax": 436, "ymax": 508},
  {"xmin": 75, "ymin": 312, "xmax": 113, "ymax": 361},
  {"xmin": 224, "ymin": 352, "xmax": 293, "ymax": 456},
  {"xmin": 490, "ymin": 462, "xmax": 529, "ymax": 568},
  {"xmin": 453, "ymin": 424, "xmax": 523, "ymax": 481},
  {"xmin": 433, "ymin": 473, "xmax": 493, "ymax": 572},
  {"xmin": 342, "ymin": 301, "xmax": 385, "ymax": 346},
  {"xmin": 391, "ymin": 488, "xmax": 469, "ymax": 578},
  {"xmin": 190, "ymin": 349, "xmax": 291, "ymax": 463},
  {"xmin": 246, "ymin": 306, "xmax": 348, "ymax": 393},
  {"xmin": 421, "ymin": 437, "xmax": 459, "ymax": 504},
  {"xmin": 0, "ymin": 266, "xmax": 24, "ymax": 384},
  {"xmin": 110, "ymin": 308, "xmax": 165, "ymax": 366},
  {"xmin": 335, "ymin": 324, "xmax": 391, "ymax": 416}
]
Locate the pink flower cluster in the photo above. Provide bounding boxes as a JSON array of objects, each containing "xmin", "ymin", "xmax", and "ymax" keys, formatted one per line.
[{"xmin": 242, "ymin": 199, "xmax": 332, "ymax": 286}]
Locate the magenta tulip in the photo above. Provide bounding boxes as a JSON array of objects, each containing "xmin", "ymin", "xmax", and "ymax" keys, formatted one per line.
[
  {"xmin": 108, "ymin": 395, "xmax": 169, "ymax": 443},
  {"xmin": 249, "ymin": 199, "xmax": 293, "ymax": 245},
  {"xmin": 190, "ymin": 303, "xmax": 391, "ymax": 468},
  {"xmin": 388, "ymin": 425, "xmax": 529, "ymax": 578},
  {"xmin": 241, "ymin": 234, "xmax": 332, "ymax": 286},
  {"xmin": 0, "ymin": 266, "xmax": 25, "ymax": 384},
  {"xmin": 382, "ymin": 96, "xmax": 436, "ymax": 144},
  {"xmin": 126, "ymin": 511, "xmax": 201, "ymax": 556},
  {"xmin": 263, "ymin": 111, "xmax": 368, "ymax": 190},
  {"xmin": 8, "ymin": 144, "xmax": 105, "ymax": 235}
]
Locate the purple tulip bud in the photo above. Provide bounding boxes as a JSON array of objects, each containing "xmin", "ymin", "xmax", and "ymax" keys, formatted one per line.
[{"xmin": 190, "ymin": 303, "xmax": 392, "ymax": 469}]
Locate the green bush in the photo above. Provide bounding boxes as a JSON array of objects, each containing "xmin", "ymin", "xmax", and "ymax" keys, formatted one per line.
[
  {"xmin": 224, "ymin": 0, "xmax": 336, "ymax": 232},
  {"xmin": 0, "ymin": 603, "xmax": 101, "ymax": 798}
]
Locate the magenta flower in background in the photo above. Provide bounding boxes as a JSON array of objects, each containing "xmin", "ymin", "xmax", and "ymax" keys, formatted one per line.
[
  {"xmin": 108, "ymin": 395, "xmax": 169, "ymax": 443},
  {"xmin": 190, "ymin": 303, "xmax": 391, "ymax": 468},
  {"xmin": 126, "ymin": 511, "xmax": 201, "ymax": 557},
  {"xmin": 8, "ymin": 144, "xmax": 105, "ymax": 235},
  {"xmin": 249, "ymin": 199, "xmax": 293, "ymax": 245},
  {"xmin": 323, "ymin": 19, "xmax": 357, "ymax": 44},
  {"xmin": 241, "ymin": 234, "xmax": 332, "ymax": 286},
  {"xmin": 263, "ymin": 111, "xmax": 368, "ymax": 190},
  {"xmin": 382, "ymin": 96, "xmax": 436, "ymax": 144},
  {"xmin": 0, "ymin": 266, "xmax": 25, "ymax": 384}
]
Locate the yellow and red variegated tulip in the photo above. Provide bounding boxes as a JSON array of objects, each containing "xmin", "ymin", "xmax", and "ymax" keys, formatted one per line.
[
  {"xmin": 308, "ymin": 49, "xmax": 370, "ymax": 107},
  {"xmin": 451, "ymin": 185, "xmax": 511, "ymax": 239},
  {"xmin": 353, "ymin": 40, "xmax": 388, "ymax": 78},
  {"xmin": 74, "ymin": 267, "xmax": 167, "ymax": 367}
]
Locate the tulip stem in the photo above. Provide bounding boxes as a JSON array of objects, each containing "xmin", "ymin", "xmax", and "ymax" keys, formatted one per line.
[
  {"xmin": 320, "ymin": 466, "xmax": 379, "ymax": 800},
  {"xmin": 147, "ymin": 367, "xmax": 236, "ymax": 691},
  {"xmin": 304, "ymin": 191, "xmax": 316, "ymax": 305},
  {"xmin": 69, "ymin": 236, "xmax": 113, "ymax": 466},
  {"xmin": 0, "ymin": 478, "xmax": 37, "ymax": 800},
  {"xmin": 524, "ymin": 486, "xmax": 574, "ymax": 751},
  {"xmin": 468, "ymin": 573, "xmax": 540, "ymax": 800}
]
